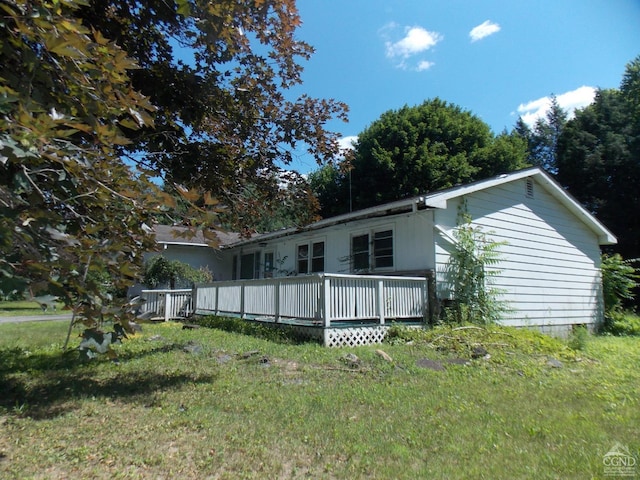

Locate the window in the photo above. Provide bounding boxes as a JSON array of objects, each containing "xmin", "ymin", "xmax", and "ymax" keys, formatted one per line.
[
  {"xmin": 374, "ymin": 230, "xmax": 394, "ymax": 268},
  {"xmin": 352, "ymin": 234, "xmax": 370, "ymax": 271},
  {"xmin": 311, "ymin": 242, "xmax": 325, "ymax": 272},
  {"xmin": 351, "ymin": 229, "xmax": 394, "ymax": 272},
  {"xmin": 264, "ymin": 252, "xmax": 275, "ymax": 278},
  {"xmin": 240, "ymin": 252, "xmax": 260, "ymax": 279},
  {"xmin": 298, "ymin": 241, "xmax": 325, "ymax": 274},
  {"xmin": 297, "ymin": 244, "xmax": 309, "ymax": 274}
]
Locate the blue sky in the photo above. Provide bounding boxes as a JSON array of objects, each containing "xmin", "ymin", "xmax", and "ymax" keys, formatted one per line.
[{"xmin": 288, "ymin": 0, "xmax": 640, "ymax": 174}]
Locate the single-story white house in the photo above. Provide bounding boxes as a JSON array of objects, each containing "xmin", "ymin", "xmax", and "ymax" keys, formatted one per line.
[
  {"xmin": 127, "ymin": 225, "xmax": 238, "ymax": 297},
  {"xmin": 150, "ymin": 167, "xmax": 616, "ymax": 336}
]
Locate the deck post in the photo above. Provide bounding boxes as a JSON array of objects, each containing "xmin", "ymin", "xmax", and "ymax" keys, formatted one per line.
[
  {"xmin": 274, "ymin": 278, "xmax": 280, "ymax": 323},
  {"xmin": 323, "ymin": 275, "xmax": 331, "ymax": 328},
  {"xmin": 191, "ymin": 285, "xmax": 197, "ymax": 317},
  {"xmin": 377, "ymin": 278, "xmax": 385, "ymax": 325},
  {"xmin": 164, "ymin": 292, "xmax": 171, "ymax": 322},
  {"xmin": 214, "ymin": 283, "xmax": 219, "ymax": 316},
  {"xmin": 240, "ymin": 283, "xmax": 246, "ymax": 319}
]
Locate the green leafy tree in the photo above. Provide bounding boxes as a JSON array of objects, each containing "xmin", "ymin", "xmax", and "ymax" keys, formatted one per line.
[
  {"xmin": 307, "ymin": 163, "xmax": 350, "ymax": 218},
  {"xmin": 0, "ymin": 0, "xmax": 347, "ymax": 330},
  {"xmin": 311, "ymin": 98, "xmax": 528, "ymax": 214}
]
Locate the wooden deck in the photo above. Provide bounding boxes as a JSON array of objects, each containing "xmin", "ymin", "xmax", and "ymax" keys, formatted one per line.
[{"xmin": 140, "ymin": 274, "xmax": 428, "ymax": 346}]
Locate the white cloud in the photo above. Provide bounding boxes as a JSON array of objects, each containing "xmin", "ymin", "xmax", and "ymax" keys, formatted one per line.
[
  {"xmin": 338, "ymin": 136, "xmax": 358, "ymax": 151},
  {"xmin": 469, "ymin": 20, "xmax": 501, "ymax": 42},
  {"xmin": 379, "ymin": 23, "xmax": 442, "ymax": 71},
  {"xmin": 517, "ymin": 86, "xmax": 596, "ymax": 126},
  {"xmin": 416, "ymin": 60, "xmax": 435, "ymax": 71},
  {"xmin": 385, "ymin": 26, "xmax": 442, "ymax": 59}
]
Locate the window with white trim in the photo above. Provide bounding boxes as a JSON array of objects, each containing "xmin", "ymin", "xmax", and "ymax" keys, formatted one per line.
[
  {"xmin": 297, "ymin": 241, "xmax": 325, "ymax": 274},
  {"xmin": 351, "ymin": 228, "xmax": 394, "ymax": 272},
  {"xmin": 311, "ymin": 241, "xmax": 325, "ymax": 272}
]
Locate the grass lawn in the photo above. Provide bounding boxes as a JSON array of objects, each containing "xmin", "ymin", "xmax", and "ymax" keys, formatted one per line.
[
  {"xmin": 0, "ymin": 300, "xmax": 66, "ymax": 317},
  {"xmin": 0, "ymin": 319, "xmax": 638, "ymax": 479}
]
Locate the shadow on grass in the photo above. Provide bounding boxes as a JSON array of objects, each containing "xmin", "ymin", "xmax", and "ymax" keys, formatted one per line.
[
  {"xmin": 189, "ymin": 316, "xmax": 318, "ymax": 345},
  {"xmin": 0, "ymin": 343, "xmax": 216, "ymax": 420}
]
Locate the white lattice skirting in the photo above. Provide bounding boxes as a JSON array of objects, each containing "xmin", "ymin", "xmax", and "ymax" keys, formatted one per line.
[
  {"xmin": 323, "ymin": 326, "xmax": 389, "ymax": 347},
  {"xmin": 284, "ymin": 324, "xmax": 391, "ymax": 347}
]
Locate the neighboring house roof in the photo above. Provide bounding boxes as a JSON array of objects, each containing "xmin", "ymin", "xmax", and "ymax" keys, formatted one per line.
[
  {"xmin": 228, "ymin": 167, "xmax": 617, "ymax": 248},
  {"xmin": 153, "ymin": 225, "xmax": 240, "ymax": 248}
]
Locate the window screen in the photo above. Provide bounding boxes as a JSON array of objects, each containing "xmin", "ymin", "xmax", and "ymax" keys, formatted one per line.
[
  {"xmin": 374, "ymin": 230, "xmax": 393, "ymax": 268},
  {"xmin": 352, "ymin": 234, "xmax": 369, "ymax": 271},
  {"xmin": 311, "ymin": 241, "xmax": 325, "ymax": 272}
]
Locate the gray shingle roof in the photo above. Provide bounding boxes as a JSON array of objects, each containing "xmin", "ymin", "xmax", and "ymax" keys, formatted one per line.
[{"xmin": 153, "ymin": 225, "xmax": 240, "ymax": 248}]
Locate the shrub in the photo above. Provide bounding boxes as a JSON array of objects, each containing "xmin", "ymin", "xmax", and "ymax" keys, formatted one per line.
[
  {"xmin": 143, "ymin": 256, "xmax": 212, "ymax": 289},
  {"xmin": 601, "ymin": 253, "xmax": 638, "ymax": 315},
  {"xmin": 605, "ymin": 311, "xmax": 640, "ymax": 336},
  {"xmin": 568, "ymin": 325, "xmax": 589, "ymax": 351},
  {"xmin": 442, "ymin": 208, "xmax": 508, "ymax": 325},
  {"xmin": 600, "ymin": 254, "xmax": 639, "ymax": 335}
]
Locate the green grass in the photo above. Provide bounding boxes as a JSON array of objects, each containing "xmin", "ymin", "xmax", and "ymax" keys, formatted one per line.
[
  {"xmin": 0, "ymin": 300, "xmax": 66, "ymax": 317},
  {"xmin": 0, "ymin": 319, "xmax": 638, "ymax": 479}
]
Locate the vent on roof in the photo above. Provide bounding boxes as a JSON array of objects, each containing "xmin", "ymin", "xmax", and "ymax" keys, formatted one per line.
[{"xmin": 525, "ymin": 178, "xmax": 534, "ymax": 198}]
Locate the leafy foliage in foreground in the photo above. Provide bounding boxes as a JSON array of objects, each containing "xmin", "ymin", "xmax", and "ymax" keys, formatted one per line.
[{"xmin": 1, "ymin": 0, "xmax": 346, "ymax": 320}]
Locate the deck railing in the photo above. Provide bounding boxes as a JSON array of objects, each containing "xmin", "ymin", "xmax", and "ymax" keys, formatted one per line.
[
  {"xmin": 193, "ymin": 273, "xmax": 428, "ymax": 327},
  {"xmin": 139, "ymin": 288, "xmax": 193, "ymax": 321}
]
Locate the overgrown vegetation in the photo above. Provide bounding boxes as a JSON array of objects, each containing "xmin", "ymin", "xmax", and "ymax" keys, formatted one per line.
[
  {"xmin": 143, "ymin": 256, "xmax": 212, "ymax": 289},
  {"xmin": 600, "ymin": 253, "xmax": 640, "ymax": 336},
  {"xmin": 442, "ymin": 208, "xmax": 508, "ymax": 325},
  {"xmin": 0, "ymin": 319, "xmax": 638, "ymax": 479},
  {"xmin": 385, "ymin": 323, "xmax": 579, "ymax": 363}
]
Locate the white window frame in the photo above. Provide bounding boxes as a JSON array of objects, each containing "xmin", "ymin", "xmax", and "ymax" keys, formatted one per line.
[
  {"xmin": 350, "ymin": 225, "xmax": 395, "ymax": 273},
  {"xmin": 296, "ymin": 238, "xmax": 326, "ymax": 274}
]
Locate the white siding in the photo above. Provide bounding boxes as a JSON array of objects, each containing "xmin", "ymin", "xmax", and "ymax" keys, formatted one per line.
[
  {"xmin": 435, "ymin": 178, "xmax": 604, "ymax": 328},
  {"xmin": 223, "ymin": 210, "xmax": 436, "ymax": 279}
]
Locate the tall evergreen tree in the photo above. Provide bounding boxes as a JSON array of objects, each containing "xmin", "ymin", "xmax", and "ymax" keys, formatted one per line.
[
  {"xmin": 557, "ymin": 56, "xmax": 640, "ymax": 262},
  {"xmin": 517, "ymin": 95, "xmax": 568, "ymax": 174}
]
